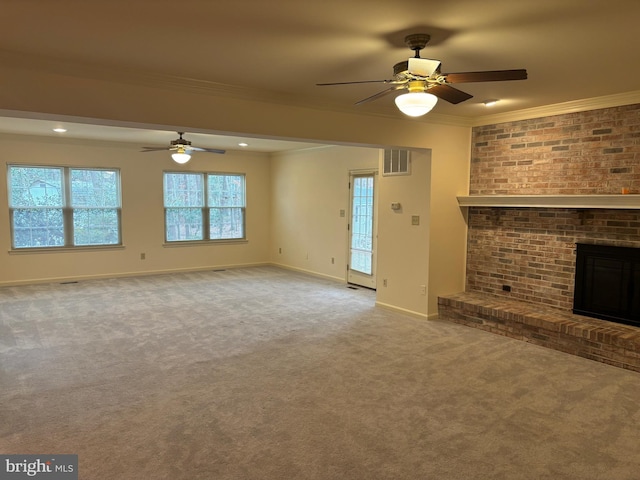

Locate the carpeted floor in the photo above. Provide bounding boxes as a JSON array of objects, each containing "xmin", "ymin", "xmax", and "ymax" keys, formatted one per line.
[{"xmin": 1, "ymin": 266, "xmax": 639, "ymax": 479}]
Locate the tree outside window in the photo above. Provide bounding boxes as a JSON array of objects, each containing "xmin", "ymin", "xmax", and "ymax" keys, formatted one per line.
[
  {"xmin": 164, "ymin": 172, "xmax": 245, "ymax": 242},
  {"xmin": 8, "ymin": 165, "xmax": 121, "ymax": 249}
]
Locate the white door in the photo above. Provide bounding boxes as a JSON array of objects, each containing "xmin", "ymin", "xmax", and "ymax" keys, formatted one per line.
[{"xmin": 347, "ymin": 171, "xmax": 377, "ymax": 289}]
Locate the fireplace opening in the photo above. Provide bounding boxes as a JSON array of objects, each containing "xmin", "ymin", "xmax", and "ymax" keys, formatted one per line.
[{"xmin": 573, "ymin": 243, "xmax": 640, "ymax": 328}]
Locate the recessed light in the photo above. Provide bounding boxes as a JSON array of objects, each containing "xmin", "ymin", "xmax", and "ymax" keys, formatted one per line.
[
  {"xmin": 52, "ymin": 128, "xmax": 67, "ymax": 133},
  {"xmin": 483, "ymin": 100, "xmax": 499, "ymax": 107},
  {"xmin": 238, "ymin": 142, "xmax": 249, "ymax": 147}
]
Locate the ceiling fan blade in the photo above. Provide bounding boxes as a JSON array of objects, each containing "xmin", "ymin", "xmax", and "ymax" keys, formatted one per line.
[
  {"xmin": 428, "ymin": 84, "xmax": 473, "ymax": 104},
  {"xmin": 443, "ymin": 69, "xmax": 528, "ymax": 84},
  {"xmin": 189, "ymin": 147, "xmax": 226, "ymax": 154},
  {"xmin": 354, "ymin": 85, "xmax": 405, "ymax": 106},
  {"xmin": 317, "ymin": 79, "xmax": 394, "ymax": 86},
  {"xmin": 408, "ymin": 57, "xmax": 441, "ymax": 77},
  {"xmin": 141, "ymin": 147, "xmax": 169, "ymax": 152}
]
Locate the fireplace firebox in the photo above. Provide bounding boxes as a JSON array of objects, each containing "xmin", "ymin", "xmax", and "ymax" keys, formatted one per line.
[{"xmin": 573, "ymin": 243, "xmax": 640, "ymax": 327}]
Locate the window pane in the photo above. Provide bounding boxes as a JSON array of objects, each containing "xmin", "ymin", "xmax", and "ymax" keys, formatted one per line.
[
  {"xmin": 164, "ymin": 173, "xmax": 204, "ymax": 207},
  {"xmin": 12, "ymin": 208, "xmax": 64, "ymax": 248},
  {"xmin": 9, "ymin": 166, "xmax": 63, "ymax": 207},
  {"xmin": 350, "ymin": 176, "xmax": 374, "ymax": 275},
  {"xmin": 210, "ymin": 207, "xmax": 244, "ymax": 239},
  {"xmin": 71, "ymin": 169, "xmax": 119, "ymax": 207},
  {"xmin": 208, "ymin": 174, "xmax": 245, "ymax": 207},
  {"xmin": 8, "ymin": 165, "xmax": 121, "ymax": 249},
  {"xmin": 166, "ymin": 208, "xmax": 203, "ymax": 241},
  {"xmin": 73, "ymin": 209, "xmax": 120, "ymax": 246}
]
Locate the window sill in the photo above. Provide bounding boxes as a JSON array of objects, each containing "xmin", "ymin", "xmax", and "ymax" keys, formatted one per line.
[
  {"xmin": 9, "ymin": 245, "xmax": 125, "ymax": 255},
  {"xmin": 163, "ymin": 239, "xmax": 248, "ymax": 247}
]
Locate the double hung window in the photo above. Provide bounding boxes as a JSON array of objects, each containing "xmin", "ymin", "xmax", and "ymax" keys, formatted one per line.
[
  {"xmin": 163, "ymin": 172, "xmax": 245, "ymax": 242},
  {"xmin": 8, "ymin": 165, "xmax": 121, "ymax": 249}
]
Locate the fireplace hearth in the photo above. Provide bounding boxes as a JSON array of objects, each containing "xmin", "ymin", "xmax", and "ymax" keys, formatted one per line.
[{"xmin": 573, "ymin": 243, "xmax": 640, "ymax": 328}]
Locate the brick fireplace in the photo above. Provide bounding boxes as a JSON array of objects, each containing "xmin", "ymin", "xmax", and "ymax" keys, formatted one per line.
[{"xmin": 438, "ymin": 103, "xmax": 640, "ymax": 371}]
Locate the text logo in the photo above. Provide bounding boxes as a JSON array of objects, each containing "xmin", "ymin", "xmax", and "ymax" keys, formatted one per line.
[{"xmin": 0, "ymin": 455, "xmax": 77, "ymax": 480}]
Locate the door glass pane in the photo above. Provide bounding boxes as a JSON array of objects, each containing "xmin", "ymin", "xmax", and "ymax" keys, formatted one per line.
[{"xmin": 350, "ymin": 176, "xmax": 374, "ymax": 275}]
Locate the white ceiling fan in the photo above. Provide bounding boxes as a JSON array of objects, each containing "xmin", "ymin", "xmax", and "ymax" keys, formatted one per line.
[{"xmin": 141, "ymin": 132, "xmax": 226, "ymax": 164}]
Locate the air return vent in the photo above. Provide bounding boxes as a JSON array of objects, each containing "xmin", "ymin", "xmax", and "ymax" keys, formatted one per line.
[{"xmin": 383, "ymin": 149, "xmax": 411, "ymax": 176}]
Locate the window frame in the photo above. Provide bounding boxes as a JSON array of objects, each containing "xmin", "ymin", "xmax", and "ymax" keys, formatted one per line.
[
  {"xmin": 163, "ymin": 170, "xmax": 246, "ymax": 244},
  {"xmin": 8, "ymin": 164, "xmax": 122, "ymax": 250}
]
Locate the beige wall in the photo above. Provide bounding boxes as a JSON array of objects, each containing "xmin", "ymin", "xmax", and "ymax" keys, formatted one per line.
[
  {"xmin": 375, "ymin": 140, "xmax": 471, "ymax": 319},
  {"xmin": 0, "ymin": 134, "xmax": 271, "ymax": 285},
  {"xmin": 270, "ymin": 145, "xmax": 379, "ymax": 281},
  {"xmin": 0, "ymin": 63, "xmax": 472, "ymax": 315},
  {"xmin": 271, "ymin": 141, "xmax": 470, "ymax": 319},
  {"xmin": 427, "ymin": 136, "xmax": 472, "ymax": 317},
  {"xmin": 376, "ymin": 150, "xmax": 431, "ymax": 316}
]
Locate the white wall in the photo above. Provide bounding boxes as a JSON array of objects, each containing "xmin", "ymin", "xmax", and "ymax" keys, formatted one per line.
[
  {"xmin": 0, "ymin": 134, "xmax": 272, "ymax": 285},
  {"xmin": 270, "ymin": 145, "xmax": 379, "ymax": 281}
]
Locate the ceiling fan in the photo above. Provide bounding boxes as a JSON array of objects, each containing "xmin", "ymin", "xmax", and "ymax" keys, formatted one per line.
[
  {"xmin": 141, "ymin": 132, "xmax": 226, "ymax": 164},
  {"xmin": 317, "ymin": 33, "xmax": 527, "ymax": 117}
]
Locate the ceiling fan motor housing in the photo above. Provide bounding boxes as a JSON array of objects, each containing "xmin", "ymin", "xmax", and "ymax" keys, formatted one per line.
[
  {"xmin": 170, "ymin": 132, "xmax": 191, "ymax": 147},
  {"xmin": 394, "ymin": 61, "xmax": 410, "ymax": 76},
  {"xmin": 404, "ymin": 34, "xmax": 430, "ymax": 54}
]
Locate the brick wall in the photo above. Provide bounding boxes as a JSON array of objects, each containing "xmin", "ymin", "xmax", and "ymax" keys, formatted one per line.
[
  {"xmin": 471, "ymin": 104, "xmax": 640, "ymax": 195},
  {"xmin": 467, "ymin": 104, "xmax": 640, "ymax": 310}
]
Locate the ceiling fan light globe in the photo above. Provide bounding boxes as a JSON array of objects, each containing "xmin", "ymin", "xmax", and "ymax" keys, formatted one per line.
[
  {"xmin": 394, "ymin": 92, "xmax": 438, "ymax": 117},
  {"xmin": 171, "ymin": 152, "xmax": 191, "ymax": 164}
]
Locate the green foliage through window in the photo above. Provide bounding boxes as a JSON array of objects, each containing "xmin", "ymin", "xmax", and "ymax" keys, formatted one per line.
[
  {"xmin": 164, "ymin": 172, "xmax": 245, "ymax": 242},
  {"xmin": 8, "ymin": 165, "xmax": 121, "ymax": 249}
]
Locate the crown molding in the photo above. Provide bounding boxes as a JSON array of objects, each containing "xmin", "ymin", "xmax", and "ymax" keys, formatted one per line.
[
  {"xmin": 471, "ymin": 91, "xmax": 640, "ymax": 126},
  {"xmin": 2, "ymin": 49, "xmax": 637, "ymax": 130}
]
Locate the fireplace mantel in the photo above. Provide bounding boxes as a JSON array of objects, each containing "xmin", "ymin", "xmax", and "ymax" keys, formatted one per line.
[{"xmin": 457, "ymin": 194, "xmax": 640, "ymax": 209}]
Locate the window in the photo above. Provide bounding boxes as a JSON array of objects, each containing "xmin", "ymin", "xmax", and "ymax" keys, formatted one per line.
[
  {"xmin": 164, "ymin": 172, "xmax": 245, "ymax": 242},
  {"xmin": 8, "ymin": 165, "xmax": 121, "ymax": 249}
]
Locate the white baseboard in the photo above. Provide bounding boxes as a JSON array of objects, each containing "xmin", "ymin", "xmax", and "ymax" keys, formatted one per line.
[
  {"xmin": 0, "ymin": 262, "xmax": 272, "ymax": 287},
  {"xmin": 375, "ymin": 301, "xmax": 430, "ymax": 320},
  {"xmin": 269, "ymin": 262, "xmax": 346, "ymax": 284}
]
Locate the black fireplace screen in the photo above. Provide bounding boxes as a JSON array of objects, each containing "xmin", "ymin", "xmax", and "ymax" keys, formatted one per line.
[{"xmin": 573, "ymin": 243, "xmax": 640, "ymax": 327}]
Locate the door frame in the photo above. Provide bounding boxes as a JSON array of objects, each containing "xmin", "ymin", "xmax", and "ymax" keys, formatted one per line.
[{"xmin": 347, "ymin": 169, "xmax": 378, "ymax": 289}]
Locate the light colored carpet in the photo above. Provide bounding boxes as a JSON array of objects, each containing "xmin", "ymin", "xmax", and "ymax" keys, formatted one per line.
[{"xmin": 1, "ymin": 266, "xmax": 639, "ymax": 479}]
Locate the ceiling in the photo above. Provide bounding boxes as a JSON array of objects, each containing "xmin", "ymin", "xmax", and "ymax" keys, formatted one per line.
[{"xmin": 1, "ymin": 0, "xmax": 639, "ymax": 150}]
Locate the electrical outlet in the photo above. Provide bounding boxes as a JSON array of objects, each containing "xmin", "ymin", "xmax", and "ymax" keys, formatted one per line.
[
  {"xmin": 420, "ymin": 285, "xmax": 426, "ymax": 296},
  {"xmin": 279, "ymin": 247, "xmax": 282, "ymax": 254},
  {"xmin": 140, "ymin": 253, "xmax": 146, "ymax": 260},
  {"xmin": 331, "ymin": 257, "xmax": 335, "ymax": 264},
  {"xmin": 383, "ymin": 279, "xmax": 388, "ymax": 287}
]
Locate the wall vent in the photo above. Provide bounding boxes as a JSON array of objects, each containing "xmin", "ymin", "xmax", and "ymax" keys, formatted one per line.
[{"xmin": 383, "ymin": 149, "xmax": 411, "ymax": 176}]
